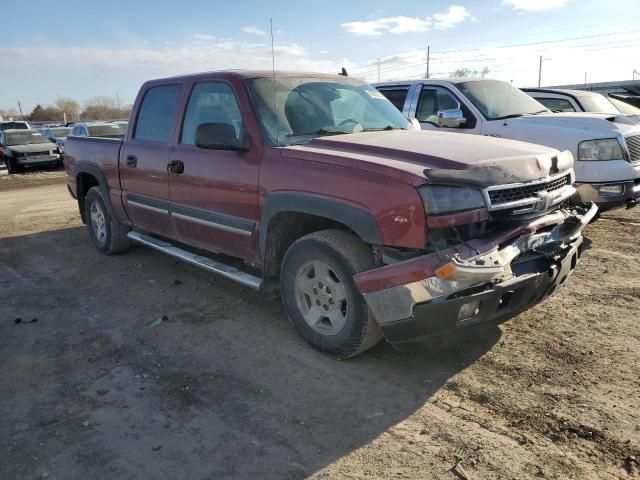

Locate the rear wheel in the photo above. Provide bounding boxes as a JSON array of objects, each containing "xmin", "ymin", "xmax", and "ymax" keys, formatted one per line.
[
  {"xmin": 280, "ymin": 229, "xmax": 382, "ymax": 359},
  {"xmin": 85, "ymin": 187, "xmax": 131, "ymax": 254}
]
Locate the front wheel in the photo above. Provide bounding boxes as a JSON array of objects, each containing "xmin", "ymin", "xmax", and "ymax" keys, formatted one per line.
[
  {"xmin": 85, "ymin": 186, "xmax": 131, "ymax": 255},
  {"xmin": 5, "ymin": 158, "xmax": 21, "ymax": 175},
  {"xmin": 280, "ymin": 229, "xmax": 382, "ymax": 359}
]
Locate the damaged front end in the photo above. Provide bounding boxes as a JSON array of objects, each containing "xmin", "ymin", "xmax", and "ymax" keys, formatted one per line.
[{"xmin": 354, "ymin": 202, "xmax": 597, "ymax": 348}]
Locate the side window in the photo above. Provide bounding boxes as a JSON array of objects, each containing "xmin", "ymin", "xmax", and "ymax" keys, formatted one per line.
[
  {"xmin": 134, "ymin": 84, "xmax": 181, "ymax": 143},
  {"xmin": 180, "ymin": 82, "xmax": 244, "ymax": 145},
  {"xmin": 378, "ymin": 88, "xmax": 409, "ymax": 112},
  {"xmin": 536, "ymin": 97, "xmax": 576, "ymax": 113}
]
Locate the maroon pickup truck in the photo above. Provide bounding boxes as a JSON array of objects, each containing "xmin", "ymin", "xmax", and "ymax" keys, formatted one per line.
[{"xmin": 64, "ymin": 71, "xmax": 597, "ymax": 358}]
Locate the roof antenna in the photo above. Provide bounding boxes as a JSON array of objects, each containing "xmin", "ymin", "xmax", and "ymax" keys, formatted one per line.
[
  {"xmin": 270, "ymin": 18, "xmax": 279, "ymax": 145},
  {"xmin": 338, "ymin": 67, "xmax": 348, "ymax": 76},
  {"xmin": 503, "ymin": 79, "xmax": 513, "ymax": 126}
]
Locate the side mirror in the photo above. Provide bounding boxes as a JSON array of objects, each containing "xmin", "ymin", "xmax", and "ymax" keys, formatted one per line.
[
  {"xmin": 195, "ymin": 122, "xmax": 249, "ymax": 151},
  {"xmin": 437, "ymin": 109, "xmax": 466, "ymax": 128}
]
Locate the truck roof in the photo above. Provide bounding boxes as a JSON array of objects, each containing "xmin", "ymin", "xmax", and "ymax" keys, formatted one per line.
[
  {"xmin": 521, "ymin": 87, "xmax": 602, "ymax": 98},
  {"xmin": 374, "ymin": 77, "xmax": 493, "ymax": 87},
  {"xmin": 144, "ymin": 70, "xmax": 357, "ymax": 84}
]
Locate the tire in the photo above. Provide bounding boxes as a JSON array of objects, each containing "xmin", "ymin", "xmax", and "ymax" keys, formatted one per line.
[
  {"xmin": 280, "ymin": 229, "xmax": 383, "ymax": 359},
  {"xmin": 85, "ymin": 186, "xmax": 131, "ymax": 255},
  {"xmin": 5, "ymin": 158, "xmax": 21, "ymax": 175}
]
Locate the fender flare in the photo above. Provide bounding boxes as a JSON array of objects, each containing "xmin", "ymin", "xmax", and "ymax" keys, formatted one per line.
[{"xmin": 260, "ymin": 192, "xmax": 383, "ymax": 255}]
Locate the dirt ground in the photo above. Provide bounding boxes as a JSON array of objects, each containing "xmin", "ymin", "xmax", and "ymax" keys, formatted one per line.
[{"xmin": 1, "ymin": 170, "xmax": 639, "ymax": 480}]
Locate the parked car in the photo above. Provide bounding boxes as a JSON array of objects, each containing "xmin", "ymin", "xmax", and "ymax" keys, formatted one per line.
[
  {"xmin": 522, "ymin": 88, "xmax": 638, "ymax": 116},
  {"xmin": 0, "ymin": 129, "xmax": 62, "ymax": 174},
  {"xmin": 376, "ymin": 78, "xmax": 640, "ymax": 211},
  {"xmin": 64, "ymin": 70, "xmax": 595, "ymax": 358},
  {"xmin": 608, "ymin": 97, "xmax": 640, "ymax": 115},
  {"xmin": 40, "ymin": 126, "xmax": 72, "ymax": 153},
  {"xmin": 69, "ymin": 122, "xmax": 125, "ymax": 139},
  {"xmin": 0, "ymin": 121, "xmax": 31, "ymax": 131}
]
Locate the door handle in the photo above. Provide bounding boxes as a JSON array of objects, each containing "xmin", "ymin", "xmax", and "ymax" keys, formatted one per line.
[
  {"xmin": 126, "ymin": 155, "xmax": 137, "ymax": 167},
  {"xmin": 167, "ymin": 160, "xmax": 185, "ymax": 174}
]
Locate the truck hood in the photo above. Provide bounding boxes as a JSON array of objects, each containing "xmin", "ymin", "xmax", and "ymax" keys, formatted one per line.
[
  {"xmin": 8, "ymin": 142, "xmax": 57, "ymax": 153},
  {"xmin": 284, "ymin": 130, "xmax": 571, "ymax": 188},
  {"xmin": 506, "ymin": 112, "xmax": 640, "ymax": 135}
]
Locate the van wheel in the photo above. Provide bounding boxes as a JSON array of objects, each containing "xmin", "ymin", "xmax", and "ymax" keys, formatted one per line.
[
  {"xmin": 280, "ymin": 229, "xmax": 383, "ymax": 359},
  {"xmin": 85, "ymin": 186, "xmax": 131, "ymax": 254}
]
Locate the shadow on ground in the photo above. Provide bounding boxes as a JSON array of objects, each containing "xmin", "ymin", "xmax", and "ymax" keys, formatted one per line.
[{"xmin": 0, "ymin": 227, "xmax": 500, "ymax": 479}]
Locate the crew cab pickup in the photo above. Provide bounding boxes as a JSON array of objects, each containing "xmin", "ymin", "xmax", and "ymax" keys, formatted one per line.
[
  {"xmin": 64, "ymin": 71, "xmax": 596, "ymax": 358},
  {"xmin": 376, "ymin": 78, "xmax": 640, "ymax": 211}
]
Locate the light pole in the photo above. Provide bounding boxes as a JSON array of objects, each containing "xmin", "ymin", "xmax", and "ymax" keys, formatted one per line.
[{"xmin": 538, "ymin": 56, "xmax": 551, "ymax": 87}]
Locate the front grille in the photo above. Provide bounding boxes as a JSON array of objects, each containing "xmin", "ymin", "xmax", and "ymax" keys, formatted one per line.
[
  {"xmin": 488, "ymin": 174, "xmax": 571, "ymax": 206},
  {"xmin": 17, "ymin": 151, "xmax": 50, "ymax": 157},
  {"xmin": 625, "ymin": 134, "xmax": 640, "ymax": 164}
]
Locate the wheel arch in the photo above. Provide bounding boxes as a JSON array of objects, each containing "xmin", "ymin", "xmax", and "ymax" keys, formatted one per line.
[{"xmin": 75, "ymin": 162, "xmax": 110, "ymax": 224}]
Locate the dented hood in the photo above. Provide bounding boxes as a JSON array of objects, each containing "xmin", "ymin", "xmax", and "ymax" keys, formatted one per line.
[{"xmin": 285, "ymin": 130, "xmax": 571, "ymax": 188}]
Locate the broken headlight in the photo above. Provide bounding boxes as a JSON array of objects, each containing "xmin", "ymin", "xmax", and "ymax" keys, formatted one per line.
[{"xmin": 418, "ymin": 185, "xmax": 486, "ymax": 215}]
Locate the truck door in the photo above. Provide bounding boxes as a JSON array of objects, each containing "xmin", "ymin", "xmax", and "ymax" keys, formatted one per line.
[
  {"xmin": 413, "ymin": 84, "xmax": 480, "ymax": 134},
  {"xmin": 167, "ymin": 80, "xmax": 259, "ymax": 260},
  {"xmin": 120, "ymin": 84, "xmax": 182, "ymax": 238}
]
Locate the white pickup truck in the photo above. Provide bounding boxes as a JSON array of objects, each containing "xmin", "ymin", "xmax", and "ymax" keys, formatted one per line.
[{"xmin": 375, "ymin": 78, "xmax": 640, "ymax": 211}]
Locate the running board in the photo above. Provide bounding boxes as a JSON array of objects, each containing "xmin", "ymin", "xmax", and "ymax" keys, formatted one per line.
[{"xmin": 127, "ymin": 231, "xmax": 262, "ymax": 290}]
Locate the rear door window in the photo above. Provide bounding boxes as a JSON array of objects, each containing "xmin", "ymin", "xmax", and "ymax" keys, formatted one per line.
[
  {"xmin": 134, "ymin": 84, "xmax": 181, "ymax": 143},
  {"xmin": 377, "ymin": 87, "xmax": 409, "ymax": 112},
  {"xmin": 536, "ymin": 97, "xmax": 576, "ymax": 112}
]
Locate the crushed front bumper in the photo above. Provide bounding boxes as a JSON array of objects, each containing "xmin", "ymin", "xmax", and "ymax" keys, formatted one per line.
[{"xmin": 354, "ymin": 203, "xmax": 598, "ymax": 348}]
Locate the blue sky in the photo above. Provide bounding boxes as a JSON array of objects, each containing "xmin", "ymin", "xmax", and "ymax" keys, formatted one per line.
[{"xmin": 1, "ymin": 0, "xmax": 639, "ymax": 112}]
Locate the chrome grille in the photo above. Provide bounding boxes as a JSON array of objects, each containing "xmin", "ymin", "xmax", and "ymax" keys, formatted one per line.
[
  {"xmin": 488, "ymin": 174, "xmax": 572, "ymax": 207},
  {"xmin": 625, "ymin": 134, "xmax": 640, "ymax": 164}
]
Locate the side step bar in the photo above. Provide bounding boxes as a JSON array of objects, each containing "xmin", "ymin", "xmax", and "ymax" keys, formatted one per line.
[{"xmin": 127, "ymin": 231, "xmax": 262, "ymax": 290}]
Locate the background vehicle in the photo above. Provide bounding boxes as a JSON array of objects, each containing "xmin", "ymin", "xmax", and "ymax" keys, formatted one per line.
[
  {"xmin": 40, "ymin": 126, "xmax": 72, "ymax": 153},
  {"xmin": 0, "ymin": 121, "xmax": 31, "ymax": 131},
  {"xmin": 69, "ymin": 122, "xmax": 125, "ymax": 139},
  {"xmin": 522, "ymin": 88, "xmax": 640, "ymax": 116},
  {"xmin": 607, "ymin": 97, "xmax": 640, "ymax": 115},
  {"xmin": 376, "ymin": 78, "xmax": 640, "ymax": 211},
  {"xmin": 64, "ymin": 71, "xmax": 594, "ymax": 358},
  {"xmin": 0, "ymin": 129, "xmax": 61, "ymax": 174}
]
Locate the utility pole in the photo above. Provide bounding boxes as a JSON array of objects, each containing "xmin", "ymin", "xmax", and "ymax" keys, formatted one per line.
[
  {"xmin": 634, "ymin": 69, "xmax": 640, "ymax": 80},
  {"xmin": 17, "ymin": 101, "xmax": 24, "ymax": 120},
  {"xmin": 377, "ymin": 58, "xmax": 380, "ymax": 82},
  {"xmin": 426, "ymin": 45, "xmax": 430, "ymax": 79},
  {"xmin": 538, "ymin": 55, "xmax": 542, "ymax": 87}
]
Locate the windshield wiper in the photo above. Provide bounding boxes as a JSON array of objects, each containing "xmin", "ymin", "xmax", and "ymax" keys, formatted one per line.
[
  {"xmin": 496, "ymin": 113, "xmax": 524, "ymax": 120},
  {"xmin": 286, "ymin": 128, "xmax": 349, "ymax": 138},
  {"xmin": 363, "ymin": 125, "xmax": 405, "ymax": 132},
  {"xmin": 531, "ymin": 109, "xmax": 549, "ymax": 115}
]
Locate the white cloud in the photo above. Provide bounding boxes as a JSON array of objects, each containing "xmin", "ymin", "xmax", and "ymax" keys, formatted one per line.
[
  {"xmin": 341, "ymin": 16, "xmax": 431, "ymax": 36},
  {"xmin": 192, "ymin": 33, "xmax": 214, "ymax": 40},
  {"xmin": 242, "ymin": 26, "xmax": 267, "ymax": 36},
  {"xmin": 342, "ymin": 5, "xmax": 471, "ymax": 36},
  {"xmin": 433, "ymin": 5, "xmax": 470, "ymax": 29},
  {"xmin": 503, "ymin": 0, "xmax": 568, "ymax": 12}
]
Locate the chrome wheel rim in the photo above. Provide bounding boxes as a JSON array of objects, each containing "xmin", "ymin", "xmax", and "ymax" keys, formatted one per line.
[
  {"xmin": 90, "ymin": 201, "xmax": 107, "ymax": 245},
  {"xmin": 294, "ymin": 260, "xmax": 348, "ymax": 335}
]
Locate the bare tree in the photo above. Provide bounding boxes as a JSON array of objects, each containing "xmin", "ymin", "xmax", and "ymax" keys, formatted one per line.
[
  {"xmin": 81, "ymin": 96, "xmax": 131, "ymax": 120},
  {"xmin": 29, "ymin": 104, "xmax": 64, "ymax": 122},
  {"xmin": 56, "ymin": 97, "xmax": 80, "ymax": 122},
  {"xmin": 451, "ymin": 66, "xmax": 490, "ymax": 78}
]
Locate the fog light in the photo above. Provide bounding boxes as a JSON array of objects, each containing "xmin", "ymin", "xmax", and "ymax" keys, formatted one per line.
[
  {"xmin": 458, "ymin": 300, "xmax": 481, "ymax": 320},
  {"xmin": 598, "ymin": 184, "xmax": 623, "ymax": 196}
]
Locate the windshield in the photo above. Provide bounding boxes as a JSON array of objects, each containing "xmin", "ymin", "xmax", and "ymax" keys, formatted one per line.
[
  {"xmin": 578, "ymin": 94, "xmax": 620, "ymax": 114},
  {"xmin": 457, "ymin": 80, "xmax": 549, "ymax": 120},
  {"xmin": 609, "ymin": 97, "xmax": 640, "ymax": 115},
  {"xmin": 1, "ymin": 122, "xmax": 29, "ymax": 131},
  {"xmin": 245, "ymin": 76, "xmax": 410, "ymax": 146},
  {"xmin": 6, "ymin": 131, "xmax": 50, "ymax": 146},
  {"xmin": 50, "ymin": 127, "xmax": 71, "ymax": 138},
  {"xmin": 87, "ymin": 124, "xmax": 125, "ymax": 138}
]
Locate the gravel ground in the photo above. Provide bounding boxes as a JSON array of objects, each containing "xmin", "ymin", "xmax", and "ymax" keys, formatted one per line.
[{"xmin": 0, "ymin": 173, "xmax": 638, "ymax": 479}]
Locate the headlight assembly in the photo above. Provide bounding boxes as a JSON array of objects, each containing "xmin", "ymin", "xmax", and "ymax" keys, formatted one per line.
[
  {"xmin": 577, "ymin": 138, "xmax": 624, "ymax": 161},
  {"xmin": 418, "ymin": 185, "xmax": 486, "ymax": 215}
]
